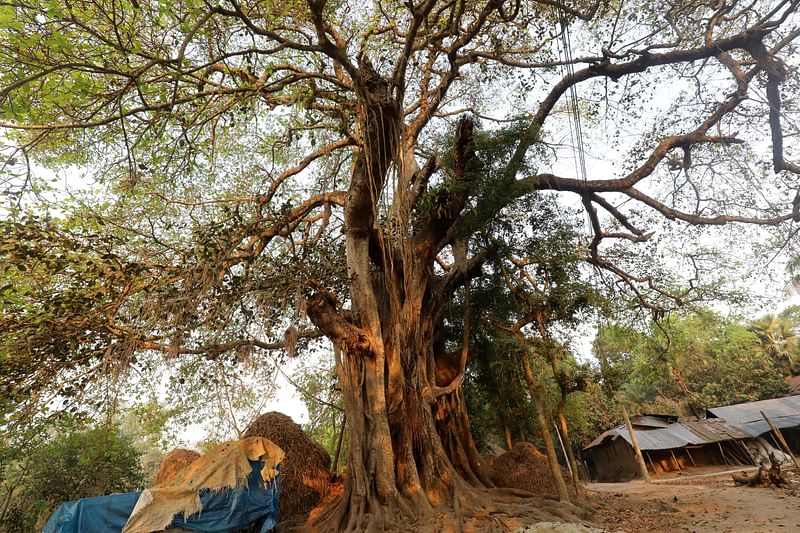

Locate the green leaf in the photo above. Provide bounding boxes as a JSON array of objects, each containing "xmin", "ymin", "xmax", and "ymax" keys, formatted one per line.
[{"xmin": 0, "ymin": 6, "xmax": 23, "ymax": 30}]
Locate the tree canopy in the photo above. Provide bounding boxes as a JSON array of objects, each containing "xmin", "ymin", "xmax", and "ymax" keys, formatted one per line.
[
  {"xmin": 594, "ymin": 309, "xmax": 790, "ymax": 417},
  {"xmin": 3, "ymin": 0, "xmax": 800, "ymax": 529}
]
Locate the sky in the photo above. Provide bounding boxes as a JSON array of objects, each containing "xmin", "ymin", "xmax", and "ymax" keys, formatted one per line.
[{"xmin": 179, "ymin": 368, "xmax": 309, "ymax": 447}]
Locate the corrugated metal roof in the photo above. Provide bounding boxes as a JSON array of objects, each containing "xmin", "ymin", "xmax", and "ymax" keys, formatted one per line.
[
  {"xmin": 680, "ymin": 418, "xmax": 750, "ymax": 442},
  {"xmin": 585, "ymin": 428, "xmax": 622, "ymax": 449},
  {"xmin": 585, "ymin": 418, "xmax": 751, "ymax": 451},
  {"xmin": 584, "ymin": 424, "xmax": 694, "ymax": 451},
  {"xmin": 630, "ymin": 414, "xmax": 675, "ymax": 428},
  {"xmin": 616, "ymin": 423, "xmax": 704, "ymax": 450},
  {"xmin": 707, "ymin": 395, "xmax": 800, "ymax": 437},
  {"xmin": 587, "ymin": 396, "xmax": 800, "ymax": 451}
]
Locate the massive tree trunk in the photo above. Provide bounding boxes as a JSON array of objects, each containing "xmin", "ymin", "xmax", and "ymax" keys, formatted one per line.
[
  {"xmin": 305, "ymin": 65, "xmax": 498, "ymax": 531},
  {"xmin": 307, "ymin": 287, "xmax": 495, "ymax": 531}
]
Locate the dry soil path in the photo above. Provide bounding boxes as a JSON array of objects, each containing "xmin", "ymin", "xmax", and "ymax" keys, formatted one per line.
[{"xmin": 589, "ymin": 474, "xmax": 800, "ymax": 533}]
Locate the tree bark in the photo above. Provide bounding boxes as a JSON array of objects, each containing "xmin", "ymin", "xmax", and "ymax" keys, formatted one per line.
[
  {"xmin": 732, "ymin": 466, "xmax": 768, "ymax": 486},
  {"xmin": 519, "ymin": 352, "xmax": 570, "ymax": 502},
  {"xmin": 306, "ymin": 95, "xmax": 495, "ymax": 529},
  {"xmin": 308, "ymin": 303, "xmax": 496, "ymax": 531},
  {"xmin": 433, "ymin": 349, "xmax": 495, "ymax": 488},
  {"xmin": 621, "ymin": 403, "xmax": 651, "ymax": 482},
  {"xmin": 732, "ymin": 453, "xmax": 788, "ymax": 487},
  {"xmin": 556, "ymin": 399, "xmax": 584, "ymax": 496}
]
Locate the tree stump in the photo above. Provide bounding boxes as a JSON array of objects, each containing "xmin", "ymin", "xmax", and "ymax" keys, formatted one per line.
[
  {"xmin": 732, "ymin": 464, "xmax": 768, "ymax": 487},
  {"xmin": 732, "ymin": 453, "xmax": 789, "ymax": 488},
  {"xmin": 768, "ymin": 452, "xmax": 789, "ymax": 488}
]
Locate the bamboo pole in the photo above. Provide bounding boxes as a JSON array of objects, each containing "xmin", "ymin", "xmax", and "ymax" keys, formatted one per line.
[
  {"xmin": 718, "ymin": 441, "xmax": 730, "ymax": 465},
  {"xmin": 554, "ymin": 422, "xmax": 573, "ymax": 476},
  {"xmin": 760, "ymin": 410, "xmax": 800, "ymax": 471},
  {"xmin": 645, "ymin": 451, "xmax": 659, "ymax": 478},
  {"xmin": 670, "ymin": 449, "xmax": 682, "ymax": 471},
  {"xmin": 736, "ymin": 439, "xmax": 757, "ymax": 465},
  {"xmin": 684, "ymin": 447, "xmax": 697, "ymax": 467}
]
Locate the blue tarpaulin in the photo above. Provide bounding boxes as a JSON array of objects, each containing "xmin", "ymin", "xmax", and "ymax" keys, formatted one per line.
[{"xmin": 43, "ymin": 461, "xmax": 280, "ymax": 533}]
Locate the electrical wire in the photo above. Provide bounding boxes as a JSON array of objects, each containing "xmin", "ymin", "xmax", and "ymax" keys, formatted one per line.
[{"xmin": 555, "ymin": 2, "xmax": 592, "ymax": 237}]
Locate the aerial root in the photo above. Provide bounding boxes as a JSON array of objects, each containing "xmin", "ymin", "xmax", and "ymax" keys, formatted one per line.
[{"xmin": 310, "ymin": 476, "xmax": 596, "ymax": 533}]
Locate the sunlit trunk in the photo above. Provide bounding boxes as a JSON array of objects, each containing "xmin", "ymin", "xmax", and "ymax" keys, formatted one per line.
[
  {"xmin": 620, "ymin": 403, "xmax": 651, "ymax": 482},
  {"xmin": 556, "ymin": 397, "xmax": 583, "ymax": 496},
  {"xmin": 519, "ymin": 352, "xmax": 570, "ymax": 502},
  {"xmin": 314, "ymin": 307, "xmax": 492, "ymax": 531}
]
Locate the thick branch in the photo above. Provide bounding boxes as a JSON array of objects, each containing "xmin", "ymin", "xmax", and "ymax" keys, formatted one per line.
[
  {"xmin": 139, "ymin": 329, "xmax": 324, "ymax": 357},
  {"xmin": 414, "ymin": 117, "xmax": 477, "ymax": 261},
  {"xmin": 507, "ymin": 27, "xmax": 773, "ymax": 172},
  {"xmin": 304, "ymin": 288, "xmax": 372, "ymax": 354}
]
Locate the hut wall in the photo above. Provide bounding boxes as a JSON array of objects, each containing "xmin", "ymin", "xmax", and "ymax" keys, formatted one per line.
[
  {"xmin": 644, "ymin": 445, "xmax": 722, "ymax": 474},
  {"xmin": 645, "ymin": 449, "xmax": 686, "ymax": 474},
  {"xmin": 589, "ymin": 439, "xmax": 641, "ymax": 482},
  {"xmin": 777, "ymin": 427, "xmax": 800, "ymax": 454},
  {"xmin": 592, "ymin": 441, "xmax": 755, "ymax": 481}
]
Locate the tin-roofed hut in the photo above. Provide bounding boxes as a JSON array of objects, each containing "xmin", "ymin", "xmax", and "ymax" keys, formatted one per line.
[
  {"xmin": 585, "ymin": 414, "xmax": 754, "ymax": 482},
  {"xmin": 706, "ymin": 395, "xmax": 800, "ymax": 450}
]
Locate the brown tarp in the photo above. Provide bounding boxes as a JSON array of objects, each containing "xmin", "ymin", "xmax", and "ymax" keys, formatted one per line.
[{"xmin": 122, "ymin": 437, "xmax": 284, "ymax": 533}]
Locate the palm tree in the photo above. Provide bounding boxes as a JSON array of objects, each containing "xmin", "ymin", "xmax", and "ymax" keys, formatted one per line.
[{"xmin": 749, "ymin": 314, "xmax": 800, "ymax": 376}]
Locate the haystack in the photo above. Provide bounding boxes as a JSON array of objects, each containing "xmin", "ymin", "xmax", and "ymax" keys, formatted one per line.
[
  {"xmin": 244, "ymin": 412, "xmax": 332, "ymax": 520},
  {"xmin": 154, "ymin": 448, "xmax": 201, "ymax": 485},
  {"xmin": 488, "ymin": 442, "xmax": 572, "ymax": 496}
]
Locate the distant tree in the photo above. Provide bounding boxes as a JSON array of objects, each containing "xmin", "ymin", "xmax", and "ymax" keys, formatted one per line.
[
  {"xmin": 595, "ymin": 310, "xmax": 789, "ymax": 417},
  {"xmin": 0, "ymin": 411, "xmax": 45, "ymax": 533},
  {"xmin": 463, "ymin": 328, "xmax": 534, "ymax": 452},
  {"xmin": 593, "ymin": 323, "xmax": 648, "ymax": 397},
  {"xmin": 459, "ymin": 197, "xmax": 602, "ymax": 501},
  {"xmin": 698, "ymin": 344, "xmax": 789, "ymax": 408},
  {"xmin": 562, "ymin": 382, "xmax": 622, "ymax": 450},
  {"xmin": 1, "ymin": 423, "xmax": 143, "ymax": 532},
  {"xmin": 749, "ymin": 314, "xmax": 800, "ymax": 376},
  {"xmin": 495, "ymin": 253, "xmax": 599, "ymax": 497},
  {"xmin": 293, "ymin": 350, "xmax": 347, "ymax": 472}
]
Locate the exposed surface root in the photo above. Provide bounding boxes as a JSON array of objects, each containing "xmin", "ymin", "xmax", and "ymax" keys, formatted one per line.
[{"xmin": 295, "ymin": 474, "xmax": 596, "ymax": 533}]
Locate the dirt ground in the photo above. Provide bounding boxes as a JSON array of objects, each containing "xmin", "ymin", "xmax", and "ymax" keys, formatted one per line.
[{"xmin": 590, "ymin": 467, "xmax": 800, "ymax": 533}]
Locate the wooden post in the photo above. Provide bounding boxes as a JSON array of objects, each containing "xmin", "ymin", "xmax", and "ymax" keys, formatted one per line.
[
  {"xmin": 718, "ymin": 441, "xmax": 731, "ymax": 465},
  {"xmin": 670, "ymin": 449, "xmax": 682, "ymax": 471},
  {"xmin": 684, "ymin": 447, "xmax": 697, "ymax": 467},
  {"xmin": 645, "ymin": 451, "xmax": 659, "ymax": 478},
  {"xmin": 760, "ymin": 410, "xmax": 800, "ymax": 471},
  {"xmin": 621, "ymin": 403, "xmax": 651, "ymax": 482},
  {"xmin": 736, "ymin": 439, "xmax": 757, "ymax": 465},
  {"xmin": 554, "ymin": 422, "xmax": 573, "ymax": 476}
]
